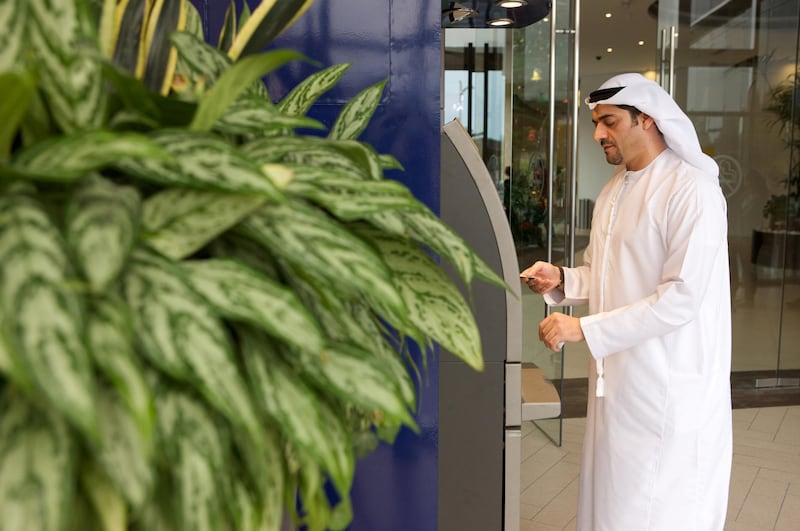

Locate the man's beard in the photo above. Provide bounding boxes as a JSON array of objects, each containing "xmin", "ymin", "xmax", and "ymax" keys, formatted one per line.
[{"xmin": 601, "ymin": 141, "xmax": 623, "ymax": 165}]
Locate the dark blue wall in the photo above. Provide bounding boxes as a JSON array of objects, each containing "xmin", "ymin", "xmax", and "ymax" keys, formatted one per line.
[{"xmin": 191, "ymin": 2, "xmax": 442, "ymax": 530}]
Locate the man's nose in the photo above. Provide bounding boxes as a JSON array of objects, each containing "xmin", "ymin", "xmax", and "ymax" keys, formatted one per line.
[{"xmin": 593, "ymin": 124, "xmax": 607, "ymax": 143}]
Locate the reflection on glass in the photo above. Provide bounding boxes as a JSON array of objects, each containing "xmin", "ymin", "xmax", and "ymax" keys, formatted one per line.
[{"xmin": 663, "ymin": 0, "xmax": 800, "ymax": 375}]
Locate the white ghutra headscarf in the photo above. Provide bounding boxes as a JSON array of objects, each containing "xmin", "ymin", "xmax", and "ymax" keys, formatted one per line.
[{"xmin": 585, "ymin": 73, "xmax": 719, "ymax": 176}]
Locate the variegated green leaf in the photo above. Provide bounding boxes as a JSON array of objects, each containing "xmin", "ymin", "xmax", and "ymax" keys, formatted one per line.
[
  {"xmin": 215, "ymin": 94, "xmax": 324, "ymax": 136},
  {"xmin": 243, "ymin": 136, "xmax": 339, "ymax": 163},
  {"xmin": 129, "ymin": 471, "xmax": 177, "ymax": 531},
  {"xmin": 190, "ymin": 49, "xmax": 304, "ymax": 132},
  {"xmin": 228, "ymin": 481, "xmax": 262, "ymax": 531},
  {"xmin": 66, "ymin": 176, "xmax": 141, "ymax": 292},
  {"xmin": 125, "ymin": 249, "xmax": 264, "ymax": 444},
  {"xmin": 170, "ymin": 30, "xmax": 234, "ymax": 91},
  {"xmin": 0, "ymin": 311, "xmax": 32, "ymax": 392},
  {"xmin": 11, "ymin": 130, "xmax": 171, "ymax": 181},
  {"xmin": 239, "ymin": 200, "xmax": 406, "ymax": 319},
  {"xmin": 0, "ymin": 321, "xmax": 12, "ymax": 377},
  {"xmin": 0, "ymin": 188, "xmax": 67, "ymax": 293},
  {"xmin": 323, "ymin": 139, "xmax": 385, "ymax": 180},
  {"xmin": 297, "ymin": 341, "xmax": 416, "ymax": 429},
  {"xmin": 116, "ymin": 130, "xmax": 284, "ymax": 200},
  {"xmin": 217, "ymin": 0, "xmax": 238, "ymax": 52},
  {"xmin": 285, "ymin": 165, "xmax": 421, "ymax": 220},
  {"xmin": 28, "ymin": 0, "xmax": 107, "ymax": 132},
  {"xmin": 239, "ymin": 327, "xmax": 354, "ymax": 496},
  {"xmin": 295, "ymin": 458, "xmax": 330, "ymax": 531},
  {"xmin": 15, "ymin": 280, "xmax": 99, "ymax": 436},
  {"xmin": 379, "ymin": 153, "xmax": 404, "ymax": 170},
  {"xmin": 94, "ymin": 386, "xmax": 154, "ymax": 509},
  {"xmin": 228, "ymin": 0, "xmax": 314, "ymax": 60},
  {"xmin": 357, "ymin": 229, "xmax": 484, "ymax": 371},
  {"xmin": 87, "ymin": 297, "xmax": 155, "ymax": 442},
  {"xmin": 209, "ymin": 233, "xmax": 281, "ymax": 279},
  {"xmin": 245, "ymin": 136, "xmax": 386, "ymax": 180},
  {"xmin": 142, "ymin": 188, "xmax": 266, "ymax": 260},
  {"xmin": 182, "ymin": 259, "xmax": 324, "ymax": 352},
  {"xmin": 81, "ymin": 461, "xmax": 128, "ymax": 531},
  {"xmin": 0, "ymin": 394, "xmax": 75, "ymax": 531},
  {"xmin": 0, "ymin": 191, "xmax": 98, "ymax": 439},
  {"xmin": 101, "ymin": 61, "xmax": 165, "ymax": 124},
  {"xmin": 328, "ymin": 79, "xmax": 386, "ymax": 141},
  {"xmin": 349, "ymin": 304, "xmax": 416, "ymax": 407},
  {"xmin": 98, "ymin": 0, "xmax": 117, "ymax": 59},
  {"xmin": 141, "ymin": 0, "xmax": 186, "ymax": 94},
  {"xmin": 180, "ymin": 0, "xmax": 202, "ymax": 40},
  {"xmin": 277, "ymin": 62, "xmax": 350, "ymax": 117},
  {"xmin": 19, "ymin": 86, "xmax": 52, "ymax": 148},
  {"xmin": 0, "ymin": 68, "xmax": 35, "ymax": 160},
  {"xmin": 177, "ymin": 443, "xmax": 223, "ymax": 531},
  {"xmin": 156, "ymin": 390, "xmax": 228, "ymax": 531},
  {"xmin": 112, "ymin": 0, "xmax": 149, "ymax": 75},
  {"xmin": 232, "ymin": 425, "xmax": 284, "ymax": 522},
  {"xmin": 239, "ymin": 0, "xmax": 252, "ymax": 28},
  {"xmin": 368, "ymin": 207, "xmax": 507, "ymax": 289},
  {"xmin": 0, "ymin": 0, "xmax": 26, "ymax": 70}
]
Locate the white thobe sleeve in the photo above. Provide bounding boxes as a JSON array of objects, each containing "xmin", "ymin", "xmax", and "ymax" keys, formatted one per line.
[
  {"xmin": 579, "ymin": 176, "xmax": 727, "ymax": 359},
  {"xmin": 544, "ymin": 249, "xmax": 592, "ymax": 307}
]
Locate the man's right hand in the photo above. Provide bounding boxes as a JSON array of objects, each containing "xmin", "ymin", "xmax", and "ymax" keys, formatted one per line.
[{"xmin": 519, "ymin": 261, "xmax": 562, "ymax": 295}]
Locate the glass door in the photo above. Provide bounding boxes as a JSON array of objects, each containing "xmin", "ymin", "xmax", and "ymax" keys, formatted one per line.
[
  {"xmin": 511, "ymin": 0, "xmax": 580, "ymax": 445},
  {"xmin": 656, "ymin": 0, "xmax": 800, "ymax": 385},
  {"xmin": 443, "ymin": 1, "xmax": 580, "ymax": 446}
]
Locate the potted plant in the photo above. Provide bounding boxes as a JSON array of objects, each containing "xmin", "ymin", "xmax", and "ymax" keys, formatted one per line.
[
  {"xmin": 0, "ymin": 1, "xmax": 504, "ymax": 530},
  {"xmin": 763, "ymin": 70, "xmax": 800, "ymax": 230}
]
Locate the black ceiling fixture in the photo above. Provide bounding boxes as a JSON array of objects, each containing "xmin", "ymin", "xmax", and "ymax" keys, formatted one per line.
[{"xmin": 441, "ymin": 0, "xmax": 552, "ymax": 29}]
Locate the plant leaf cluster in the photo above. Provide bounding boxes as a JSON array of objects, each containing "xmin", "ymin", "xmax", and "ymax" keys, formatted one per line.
[
  {"xmin": 763, "ymin": 70, "xmax": 800, "ymax": 227},
  {"xmin": 0, "ymin": 0, "xmax": 506, "ymax": 530}
]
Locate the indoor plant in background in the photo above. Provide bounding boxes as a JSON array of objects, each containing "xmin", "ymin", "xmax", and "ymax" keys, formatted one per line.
[
  {"xmin": 0, "ymin": 1, "xmax": 505, "ymax": 530},
  {"xmin": 763, "ymin": 70, "xmax": 800, "ymax": 230}
]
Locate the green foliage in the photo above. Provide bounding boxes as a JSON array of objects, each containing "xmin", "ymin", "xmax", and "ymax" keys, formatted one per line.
[
  {"xmin": 763, "ymin": 70, "xmax": 800, "ymax": 228},
  {"xmin": 0, "ymin": 0, "xmax": 506, "ymax": 530}
]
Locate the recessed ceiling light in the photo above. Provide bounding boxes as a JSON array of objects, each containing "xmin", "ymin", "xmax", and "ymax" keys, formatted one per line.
[
  {"xmin": 638, "ymin": 40, "xmax": 645, "ymax": 46},
  {"xmin": 604, "ymin": 12, "xmax": 612, "ymax": 18},
  {"xmin": 488, "ymin": 17, "xmax": 514, "ymax": 26},
  {"xmin": 497, "ymin": 0, "xmax": 527, "ymax": 7},
  {"xmin": 606, "ymin": 47, "xmax": 614, "ymax": 53}
]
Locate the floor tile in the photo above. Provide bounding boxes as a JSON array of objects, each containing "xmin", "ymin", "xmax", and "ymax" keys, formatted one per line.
[{"xmin": 519, "ymin": 406, "xmax": 800, "ymax": 531}]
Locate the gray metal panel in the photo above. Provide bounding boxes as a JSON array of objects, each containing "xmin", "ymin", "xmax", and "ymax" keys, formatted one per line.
[
  {"xmin": 438, "ymin": 362, "xmax": 505, "ymax": 531},
  {"xmin": 441, "ymin": 119, "xmax": 523, "ymax": 364},
  {"xmin": 438, "ymin": 119, "xmax": 522, "ymax": 531},
  {"xmin": 504, "ymin": 429, "xmax": 521, "ymax": 531}
]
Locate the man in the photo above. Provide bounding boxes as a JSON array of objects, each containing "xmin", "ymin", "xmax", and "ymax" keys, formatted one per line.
[{"xmin": 521, "ymin": 73, "xmax": 732, "ymax": 530}]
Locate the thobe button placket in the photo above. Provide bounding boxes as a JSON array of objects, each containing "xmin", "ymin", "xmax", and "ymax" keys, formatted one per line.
[{"xmin": 595, "ymin": 173, "xmax": 629, "ymax": 399}]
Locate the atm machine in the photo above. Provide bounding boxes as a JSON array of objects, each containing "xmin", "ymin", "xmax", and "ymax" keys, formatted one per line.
[{"xmin": 438, "ymin": 119, "xmax": 560, "ymax": 531}]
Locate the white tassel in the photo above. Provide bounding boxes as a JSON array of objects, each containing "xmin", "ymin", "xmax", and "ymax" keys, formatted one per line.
[{"xmin": 595, "ymin": 374, "xmax": 605, "ymax": 397}]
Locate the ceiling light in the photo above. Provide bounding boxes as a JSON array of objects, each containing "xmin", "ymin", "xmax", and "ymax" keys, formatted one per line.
[
  {"xmin": 604, "ymin": 12, "xmax": 612, "ymax": 18},
  {"xmin": 606, "ymin": 47, "xmax": 614, "ymax": 53},
  {"xmin": 638, "ymin": 40, "xmax": 645, "ymax": 46},
  {"xmin": 488, "ymin": 17, "xmax": 514, "ymax": 26},
  {"xmin": 497, "ymin": 0, "xmax": 527, "ymax": 7}
]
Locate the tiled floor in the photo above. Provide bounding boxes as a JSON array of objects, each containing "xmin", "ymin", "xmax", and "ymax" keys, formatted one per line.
[{"xmin": 520, "ymin": 406, "xmax": 800, "ymax": 531}]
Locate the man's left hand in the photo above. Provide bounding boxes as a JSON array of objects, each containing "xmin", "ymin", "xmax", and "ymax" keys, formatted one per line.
[{"xmin": 538, "ymin": 313, "xmax": 584, "ymax": 351}]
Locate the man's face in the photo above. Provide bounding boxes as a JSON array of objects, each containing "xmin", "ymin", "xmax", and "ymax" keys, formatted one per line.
[{"xmin": 591, "ymin": 104, "xmax": 642, "ymax": 167}]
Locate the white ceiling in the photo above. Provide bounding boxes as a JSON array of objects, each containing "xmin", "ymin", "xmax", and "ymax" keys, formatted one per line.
[{"xmin": 579, "ymin": 0, "xmax": 659, "ymax": 77}]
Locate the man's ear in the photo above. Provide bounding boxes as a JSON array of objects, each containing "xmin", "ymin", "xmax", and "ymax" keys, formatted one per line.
[{"xmin": 641, "ymin": 114, "xmax": 657, "ymax": 129}]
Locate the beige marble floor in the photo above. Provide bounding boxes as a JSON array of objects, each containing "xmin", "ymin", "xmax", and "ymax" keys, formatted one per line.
[{"xmin": 520, "ymin": 406, "xmax": 800, "ymax": 531}]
